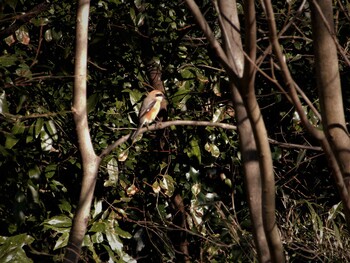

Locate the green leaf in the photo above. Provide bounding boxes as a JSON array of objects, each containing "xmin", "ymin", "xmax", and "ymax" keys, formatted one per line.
[
  {"xmin": 136, "ymin": 13, "xmax": 145, "ymax": 27},
  {"xmin": 16, "ymin": 64, "xmax": 32, "ymax": 78},
  {"xmin": 44, "ymin": 164, "xmax": 57, "ymax": 179},
  {"xmin": 186, "ymin": 138, "xmax": 201, "ymax": 164},
  {"xmin": 15, "ymin": 26, "xmax": 30, "ymax": 45},
  {"xmin": 114, "ymin": 226, "xmax": 132, "ymax": 239},
  {"xmin": 5, "ymin": 134, "xmax": 19, "ymax": 149},
  {"xmin": 152, "ymin": 180, "xmax": 161, "ymax": 194},
  {"xmin": 45, "ymin": 120, "xmax": 58, "ymax": 141},
  {"xmin": 53, "ymin": 232, "xmax": 69, "ymax": 250},
  {"xmin": 43, "ymin": 215, "xmax": 72, "ymax": 231},
  {"xmin": 127, "ymin": 89, "xmax": 143, "ymax": 115},
  {"xmin": 35, "ymin": 118, "xmax": 44, "ymax": 138},
  {"xmin": 0, "ymin": 91, "xmax": 9, "ymax": 114},
  {"xmin": 12, "ymin": 122, "xmax": 26, "ymax": 135},
  {"xmin": 28, "ymin": 184, "xmax": 40, "ymax": 204},
  {"xmin": 212, "ymin": 107, "xmax": 224, "ymax": 123},
  {"xmin": 87, "ymin": 93, "xmax": 99, "ymax": 113},
  {"xmin": 90, "ymin": 221, "xmax": 106, "ymax": 233},
  {"xmin": 92, "ymin": 199, "xmax": 103, "ymax": 219},
  {"xmin": 58, "ymin": 199, "xmax": 72, "ymax": 214},
  {"xmin": 28, "ymin": 165, "xmax": 40, "ymax": 179},
  {"xmin": 0, "ymin": 55, "xmax": 18, "ymax": 67},
  {"xmin": 130, "ymin": 7, "xmax": 136, "ymax": 25},
  {"xmin": 44, "ymin": 29, "xmax": 53, "ymax": 42},
  {"xmin": 104, "ymin": 158, "xmax": 119, "ymax": 187},
  {"xmin": 41, "ymin": 131, "xmax": 53, "ymax": 151},
  {"xmin": 91, "ymin": 232, "xmax": 104, "ymax": 244},
  {"xmin": 160, "ymin": 175, "xmax": 175, "ymax": 197},
  {"xmin": 0, "ymin": 234, "xmax": 34, "ymax": 263},
  {"xmin": 106, "ymin": 228, "xmax": 123, "ymax": 253},
  {"xmin": 204, "ymin": 142, "xmax": 220, "ymax": 158},
  {"xmin": 16, "ymin": 95, "xmax": 27, "ymax": 113},
  {"xmin": 102, "ymin": 244, "xmax": 119, "ymax": 262}
]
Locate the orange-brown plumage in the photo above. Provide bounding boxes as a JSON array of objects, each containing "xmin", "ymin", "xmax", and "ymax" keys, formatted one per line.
[{"xmin": 131, "ymin": 90, "xmax": 165, "ymax": 141}]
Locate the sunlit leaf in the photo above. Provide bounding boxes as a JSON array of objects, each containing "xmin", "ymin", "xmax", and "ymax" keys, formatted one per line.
[
  {"xmin": 0, "ymin": 91, "xmax": 9, "ymax": 114},
  {"xmin": 15, "ymin": 26, "xmax": 30, "ymax": 45},
  {"xmin": 162, "ymin": 175, "xmax": 175, "ymax": 197},
  {"xmin": 191, "ymin": 183, "xmax": 201, "ymax": 196},
  {"xmin": 45, "ymin": 29, "xmax": 53, "ymax": 42},
  {"xmin": 35, "ymin": 118, "xmax": 44, "ymax": 138},
  {"xmin": 204, "ymin": 142, "xmax": 220, "ymax": 158},
  {"xmin": 212, "ymin": 107, "xmax": 224, "ymax": 123},
  {"xmin": 92, "ymin": 199, "xmax": 103, "ymax": 219},
  {"xmin": 45, "ymin": 120, "xmax": 58, "ymax": 141},
  {"xmin": 40, "ymin": 128, "xmax": 53, "ymax": 152},
  {"xmin": 105, "ymin": 158, "xmax": 119, "ymax": 187},
  {"xmin": 118, "ymin": 150, "xmax": 128, "ymax": 162},
  {"xmin": 152, "ymin": 180, "xmax": 161, "ymax": 194},
  {"xmin": 4, "ymin": 35, "xmax": 16, "ymax": 46},
  {"xmin": 91, "ymin": 232, "xmax": 104, "ymax": 244},
  {"xmin": 106, "ymin": 229, "xmax": 123, "ymax": 253},
  {"xmin": 43, "ymin": 215, "xmax": 72, "ymax": 231},
  {"xmin": 53, "ymin": 232, "xmax": 69, "ymax": 250},
  {"xmin": 126, "ymin": 184, "xmax": 138, "ymax": 196}
]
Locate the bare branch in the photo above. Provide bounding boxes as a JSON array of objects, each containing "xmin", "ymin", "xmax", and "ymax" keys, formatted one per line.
[{"xmin": 262, "ymin": 0, "xmax": 324, "ymax": 141}]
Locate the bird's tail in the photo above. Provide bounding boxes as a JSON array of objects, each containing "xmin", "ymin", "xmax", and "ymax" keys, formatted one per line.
[{"xmin": 130, "ymin": 125, "xmax": 142, "ymax": 141}]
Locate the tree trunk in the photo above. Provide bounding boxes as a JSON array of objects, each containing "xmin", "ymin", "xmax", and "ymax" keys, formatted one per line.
[
  {"xmin": 64, "ymin": 0, "xmax": 101, "ymax": 262},
  {"xmin": 310, "ymin": 0, "xmax": 350, "ymax": 225}
]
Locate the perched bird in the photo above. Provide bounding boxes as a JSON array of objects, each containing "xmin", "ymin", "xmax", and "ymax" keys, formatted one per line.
[{"xmin": 130, "ymin": 90, "xmax": 165, "ymax": 141}]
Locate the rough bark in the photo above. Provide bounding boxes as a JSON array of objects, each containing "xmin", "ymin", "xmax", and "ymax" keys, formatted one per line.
[{"xmin": 64, "ymin": 0, "xmax": 101, "ymax": 262}]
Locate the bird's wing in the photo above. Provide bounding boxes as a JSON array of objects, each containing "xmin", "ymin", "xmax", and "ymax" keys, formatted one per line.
[{"xmin": 139, "ymin": 100, "xmax": 157, "ymax": 119}]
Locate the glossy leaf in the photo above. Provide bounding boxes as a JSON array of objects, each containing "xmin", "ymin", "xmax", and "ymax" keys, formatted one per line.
[{"xmin": 0, "ymin": 91, "xmax": 9, "ymax": 114}]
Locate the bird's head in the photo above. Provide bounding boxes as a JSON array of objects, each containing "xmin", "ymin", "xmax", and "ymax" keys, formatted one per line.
[{"xmin": 149, "ymin": 90, "xmax": 165, "ymax": 102}]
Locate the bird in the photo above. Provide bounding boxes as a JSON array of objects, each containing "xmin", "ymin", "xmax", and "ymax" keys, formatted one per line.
[{"xmin": 130, "ymin": 90, "xmax": 166, "ymax": 141}]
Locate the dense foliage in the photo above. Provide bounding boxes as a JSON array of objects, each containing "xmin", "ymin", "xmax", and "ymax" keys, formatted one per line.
[{"xmin": 0, "ymin": 0, "xmax": 349, "ymax": 262}]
